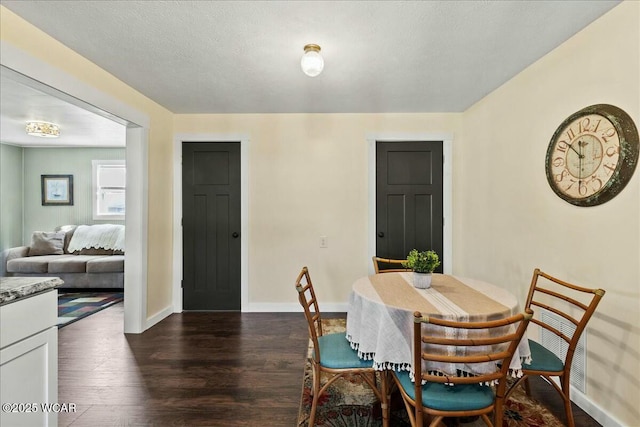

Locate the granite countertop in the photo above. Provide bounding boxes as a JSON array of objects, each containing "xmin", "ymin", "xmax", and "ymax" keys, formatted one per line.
[{"xmin": 0, "ymin": 277, "xmax": 63, "ymax": 305}]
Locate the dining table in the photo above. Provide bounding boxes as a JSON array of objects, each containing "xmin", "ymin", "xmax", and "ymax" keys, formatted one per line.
[{"xmin": 346, "ymin": 272, "xmax": 531, "ymax": 379}]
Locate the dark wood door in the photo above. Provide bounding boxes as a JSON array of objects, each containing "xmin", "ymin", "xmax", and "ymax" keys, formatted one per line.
[
  {"xmin": 182, "ymin": 142, "xmax": 241, "ymax": 310},
  {"xmin": 376, "ymin": 141, "xmax": 444, "ymax": 273}
]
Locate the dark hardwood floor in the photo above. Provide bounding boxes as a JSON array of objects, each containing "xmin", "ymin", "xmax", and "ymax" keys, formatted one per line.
[{"xmin": 58, "ymin": 303, "xmax": 601, "ymax": 426}]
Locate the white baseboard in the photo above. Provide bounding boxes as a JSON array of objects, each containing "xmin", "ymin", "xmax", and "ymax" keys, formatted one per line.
[
  {"xmin": 570, "ymin": 385, "xmax": 624, "ymax": 427},
  {"xmin": 245, "ymin": 302, "xmax": 348, "ymax": 313},
  {"xmin": 166, "ymin": 302, "xmax": 347, "ymax": 314},
  {"xmin": 546, "ymin": 377, "xmax": 624, "ymax": 426},
  {"xmin": 166, "ymin": 302, "xmax": 347, "ymax": 313},
  {"xmin": 145, "ymin": 305, "xmax": 173, "ymax": 330}
]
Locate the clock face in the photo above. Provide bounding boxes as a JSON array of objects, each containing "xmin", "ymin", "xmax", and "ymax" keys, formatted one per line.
[
  {"xmin": 548, "ymin": 114, "xmax": 619, "ymax": 200},
  {"xmin": 546, "ymin": 104, "xmax": 639, "ymax": 206}
]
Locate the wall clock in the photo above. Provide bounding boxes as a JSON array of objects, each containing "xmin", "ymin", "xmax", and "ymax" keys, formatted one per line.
[{"xmin": 545, "ymin": 104, "xmax": 639, "ymax": 206}]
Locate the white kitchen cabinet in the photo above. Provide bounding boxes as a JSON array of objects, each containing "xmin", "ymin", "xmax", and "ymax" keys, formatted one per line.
[{"xmin": 1, "ymin": 282, "xmax": 59, "ymax": 427}]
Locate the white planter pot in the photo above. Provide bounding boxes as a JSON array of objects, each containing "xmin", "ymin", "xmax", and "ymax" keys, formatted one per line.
[{"xmin": 413, "ymin": 272, "xmax": 432, "ymax": 289}]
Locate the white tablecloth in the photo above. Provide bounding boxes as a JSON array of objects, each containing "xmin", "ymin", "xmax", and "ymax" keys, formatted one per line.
[{"xmin": 346, "ymin": 272, "xmax": 531, "ymax": 377}]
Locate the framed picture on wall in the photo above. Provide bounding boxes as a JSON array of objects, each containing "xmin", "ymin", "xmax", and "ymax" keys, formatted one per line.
[{"xmin": 41, "ymin": 174, "xmax": 74, "ymax": 206}]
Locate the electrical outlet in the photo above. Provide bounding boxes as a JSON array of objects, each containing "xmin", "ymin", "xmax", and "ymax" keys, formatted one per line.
[{"xmin": 320, "ymin": 236, "xmax": 328, "ymax": 248}]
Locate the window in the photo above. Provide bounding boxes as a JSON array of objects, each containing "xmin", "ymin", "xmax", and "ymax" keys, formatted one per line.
[{"xmin": 93, "ymin": 160, "xmax": 126, "ymax": 220}]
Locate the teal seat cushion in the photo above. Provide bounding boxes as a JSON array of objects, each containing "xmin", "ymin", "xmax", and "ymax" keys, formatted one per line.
[
  {"xmin": 524, "ymin": 339, "xmax": 565, "ymax": 373},
  {"xmin": 316, "ymin": 333, "xmax": 373, "ymax": 370},
  {"xmin": 395, "ymin": 370, "xmax": 495, "ymax": 412}
]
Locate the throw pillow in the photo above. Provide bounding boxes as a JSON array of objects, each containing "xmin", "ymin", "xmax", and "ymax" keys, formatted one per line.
[
  {"xmin": 28, "ymin": 231, "xmax": 66, "ymax": 256},
  {"xmin": 55, "ymin": 225, "xmax": 77, "ymax": 254}
]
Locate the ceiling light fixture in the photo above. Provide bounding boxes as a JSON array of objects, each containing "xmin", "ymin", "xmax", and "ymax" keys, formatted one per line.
[
  {"xmin": 301, "ymin": 44, "xmax": 324, "ymax": 77},
  {"xmin": 26, "ymin": 121, "xmax": 60, "ymax": 138}
]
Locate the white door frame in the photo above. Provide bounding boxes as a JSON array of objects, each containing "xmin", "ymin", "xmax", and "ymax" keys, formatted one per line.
[
  {"xmin": 1, "ymin": 42, "xmax": 150, "ymax": 333},
  {"xmin": 367, "ymin": 133, "xmax": 453, "ymax": 275},
  {"xmin": 172, "ymin": 134, "xmax": 250, "ymax": 312}
]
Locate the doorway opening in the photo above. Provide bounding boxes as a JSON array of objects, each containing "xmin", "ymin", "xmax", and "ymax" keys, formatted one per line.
[{"xmin": 1, "ymin": 45, "xmax": 149, "ymax": 333}]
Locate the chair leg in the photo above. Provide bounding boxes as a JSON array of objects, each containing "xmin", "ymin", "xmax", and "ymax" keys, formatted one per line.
[
  {"xmin": 504, "ymin": 375, "xmax": 526, "ymax": 402},
  {"xmin": 523, "ymin": 376, "xmax": 531, "ymax": 396},
  {"xmin": 493, "ymin": 397, "xmax": 504, "ymax": 427},
  {"xmin": 309, "ymin": 364, "xmax": 321, "ymax": 426},
  {"xmin": 399, "ymin": 390, "xmax": 417, "ymax": 427},
  {"xmin": 380, "ymin": 371, "xmax": 390, "ymax": 427},
  {"xmin": 480, "ymin": 413, "xmax": 493, "ymax": 426},
  {"xmin": 561, "ymin": 375, "xmax": 575, "ymax": 427},
  {"xmin": 427, "ymin": 415, "xmax": 444, "ymax": 427}
]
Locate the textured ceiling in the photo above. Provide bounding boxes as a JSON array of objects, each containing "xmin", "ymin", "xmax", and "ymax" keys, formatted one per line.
[{"xmin": 1, "ymin": 0, "xmax": 621, "ymax": 116}]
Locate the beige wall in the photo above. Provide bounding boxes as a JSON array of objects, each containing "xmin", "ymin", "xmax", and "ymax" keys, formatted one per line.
[
  {"xmin": 458, "ymin": 2, "xmax": 639, "ymax": 425},
  {"xmin": 0, "ymin": 7, "xmax": 175, "ymax": 316},
  {"xmin": 174, "ymin": 114, "xmax": 461, "ymax": 304}
]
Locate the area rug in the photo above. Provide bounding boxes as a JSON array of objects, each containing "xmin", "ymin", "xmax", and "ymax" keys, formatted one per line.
[
  {"xmin": 57, "ymin": 291, "xmax": 123, "ymax": 328},
  {"xmin": 297, "ymin": 318, "xmax": 564, "ymax": 427}
]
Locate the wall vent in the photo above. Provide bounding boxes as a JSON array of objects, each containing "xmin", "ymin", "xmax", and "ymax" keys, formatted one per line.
[{"xmin": 540, "ymin": 308, "xmax": 586, "ymax": 393}]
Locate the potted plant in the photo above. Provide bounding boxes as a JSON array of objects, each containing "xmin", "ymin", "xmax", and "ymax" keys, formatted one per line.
[{"xmin": 402, "ymin": 249, "xmax": 440, "ymax": 289}]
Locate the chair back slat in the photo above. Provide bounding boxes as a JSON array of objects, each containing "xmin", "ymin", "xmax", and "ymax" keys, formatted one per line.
[
  {"xmin": 421, "ymin": 350, "xmax": 513, "ymax": 364},
  {"xmin": 530, "ymin": 300, "xmax": 580, "ymax": 327},
  {"xmin": 530, "ymin": 318, "xmax": 572, "ymax": 344},
  {"xmin": 423, "ymin": 371, "xmax": 504, "ymax": 385},
  {"xmin": 372, "ymin": 256, "xmax": 410, "ymax": 274},
  {"xmin": 423, "ymin": 333, "xmax": 521, "ymax": 347},
  {"xmin": 533, "ymin": 286, "xmax": 590, "ymax": 312},
  {"xmin": 418, "ymin": 313, "xmax": 526, "ymax": 329}
]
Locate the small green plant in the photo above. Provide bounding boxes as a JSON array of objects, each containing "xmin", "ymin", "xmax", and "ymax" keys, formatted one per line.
[{"xmin": 402, "ymin": 249, "xmax": 440, "ymax": 273}]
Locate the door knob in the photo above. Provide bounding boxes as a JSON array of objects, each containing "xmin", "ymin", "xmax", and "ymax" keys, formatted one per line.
[
  {"xmin": 377, "ymin": 232, "xmax": 384, "ymax": 238},
  {"xmin": 232, "ymin": 232, "xmax": 239, "ymax": 238}
]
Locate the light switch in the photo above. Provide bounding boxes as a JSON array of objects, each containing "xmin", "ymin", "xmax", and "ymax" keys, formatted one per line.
[{"xmin": 320, "ymin": 236, "xmax": 328, "ymax": 248}]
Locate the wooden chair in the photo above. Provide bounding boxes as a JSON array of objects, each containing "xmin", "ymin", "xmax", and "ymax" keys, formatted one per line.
[
  {"xmin": 295, "ymin": 266, "xmax": 389, "ymax": 426},
  {"xmin": 505, "ymin": 268, "xmax": 605, "ymax": 427},
  {"xmin": 392, "ymin": 310, "xmax": 533, "ymax": 427},
  {"xmin": 372, "ymin": 256, "xmax": 410, "ymax": 274}
]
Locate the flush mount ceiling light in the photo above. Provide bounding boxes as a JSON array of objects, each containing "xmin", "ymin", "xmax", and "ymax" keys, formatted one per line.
[
  {"xmin": 301, "ymin": 44, "xmax": 324, "ymax": 77},
  {"xmin": 26, "ymin": 121, "xmax": 60, "ymax": 138}
]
